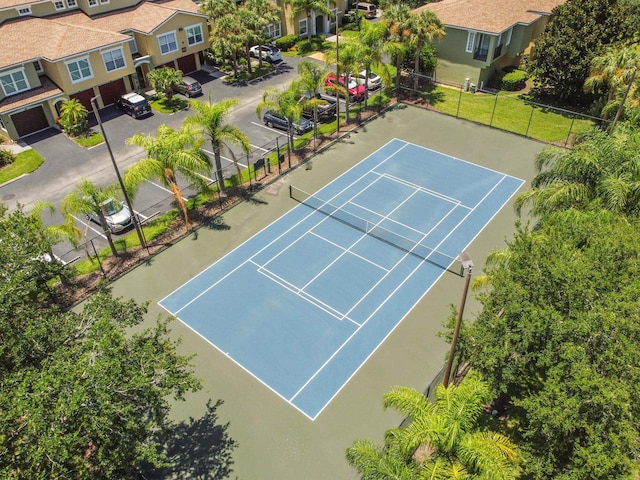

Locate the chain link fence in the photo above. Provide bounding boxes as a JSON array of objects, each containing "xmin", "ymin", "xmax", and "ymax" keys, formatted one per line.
[{"xmin": 399, "ymin": 71, "xmax": 608, "ymax": 147}]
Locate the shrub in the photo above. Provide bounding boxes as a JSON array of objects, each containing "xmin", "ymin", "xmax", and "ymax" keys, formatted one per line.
[
  {"xmin": 502, "ymin": 69, "xmax": 527, "ymax": 91},
  {"xmin": 274, "ymin": 34, "xmax": 299, "ymax": 51},
  {"xmin": 296, "ymin": 39, "xmax": 313, "ymax": 54},
  {"xmin": 0, "ymin": 149, "xmax": 15, "ymax": 167}
]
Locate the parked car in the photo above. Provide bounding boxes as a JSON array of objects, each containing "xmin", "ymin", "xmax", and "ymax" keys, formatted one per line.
[
  {"xmin": 87, "ymin": 198, "xmax": 133, "ymax": 234},
  {"xmin": 299, "ymin": 92, "xmax": 337, "ymax": 122},
  {"xmin": 357, "ymin": 2, "xmax": 377, "ymax": 19},
  {"xmin": 263, "ymin": 111, "xmax": 312, "ymax": 135},
  {"xmin": 324, "ymin": 74, "xmax": 366, "ymax": 101},
  {"xmin": 114, "ymin": 92, "xmax": 151, "ymax": 119},
  {"xmin": 249, "ymin": 44, "xmax": 282, "ymax": 63},
  {"xmin": 174, "ymin": 76, "xmax": 202, "ymax": 97},
  {"xmin": 354, "ymin": 70, "xmax": 382, "ymax": 90}
]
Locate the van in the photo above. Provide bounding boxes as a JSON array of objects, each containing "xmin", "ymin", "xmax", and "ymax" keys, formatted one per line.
[{"xmin": 356, "ymin": 2, "xmax": 377, "ymax": 19}]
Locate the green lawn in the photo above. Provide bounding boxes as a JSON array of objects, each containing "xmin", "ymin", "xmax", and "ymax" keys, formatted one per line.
[
  {"xmin": 0, "ymin": 149, "xmax": 44, "ymax": 185},
  {"xmin": 73, "ymin": 130, "xmax": 104, "ymax": 148},
  {"xmin": 150, "ymin": 97, "xmax": 188, "ymax": 113},
  {"xmin": 423, "ymin": 86, "xmax": 595, "ymax": 143}
]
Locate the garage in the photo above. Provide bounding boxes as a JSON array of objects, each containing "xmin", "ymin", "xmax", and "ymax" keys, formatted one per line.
[
  {"xmin": 11, "ymin": 105, "xmax": 49, "ymax": 137},
  {"xmin": 70, "ymin": 89, "xmax": 94, "ymax": 110},
  {"xmin": 177, "ymin": 54, "xmax": 197, "ymax": 74},
  {"xmin": 98, "ymin": 78, "xmax": 126, "ymax": 106}
]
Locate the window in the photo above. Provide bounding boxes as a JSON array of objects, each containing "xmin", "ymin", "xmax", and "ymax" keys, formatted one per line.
[
  {"xmin": 299, "ymin": 18, "xmax": 308, "ymax": 37},
  {"xmin": 17, "ymin": 6, "xmax": 31, "ymax": 15},
  {"xmin": 66, "ymin": 57, "xmax": 93, "ymax": 83},
  {"xmin": 33, "ymin": 60, "xmax": 43, "ymax": 73},
  {"xmin": 493, "ymin": 33, "xmax": 503, "ymax": 59},
  {"xmin": 128, "ymin": 36, "xmax": 138, "ymax": 55},
  {"xmin": 54, "ymin": 1, "xmax": 65, "ymax": 10},
  {"xmin": 265, "ymin": 22, "xmax": 281, "ymax": 39},
  {"xmin": 88, "ymin": 0, "xmax": 97, "ymax": 6},
  {"xmin": 465, "ymin": 31, "xmax": 475, "ymax": 53},
  {"xmin": 185, "ymin": 24, "xmax": 204, "ymax": 46},
  {"xmin": 67, "ymin": 0, "xmax": 77, "ymax": 6},
  {"xmin": 102, "ymin": 48, "xmax": 125, "ymax": 72},
  {"xmin": 505, "ymin": 27, "xmax": 513, "ymax": 45},
  {"xmin": 157, "ymin": 31, "xmax": 178, "ymax": 55},
  {"xmin": 100, "ymin": 0, "xmax": 109, "ymax": 3},
  {"xmin": 330, "ymin": 8, "xmax": 337, "ymax": 25},
  {"xmin": 0, "ymin": 69, "xmax": 29, "ymax": 96}
]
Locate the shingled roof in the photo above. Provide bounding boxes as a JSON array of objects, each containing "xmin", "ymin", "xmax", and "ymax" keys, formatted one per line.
[
  {"xmin": 0, "ymin": 0, "xmax": 203, "ymax": 69},
  {"xmin": 414, "ymin": 0, "xmax": 565, "ymax": 34}
]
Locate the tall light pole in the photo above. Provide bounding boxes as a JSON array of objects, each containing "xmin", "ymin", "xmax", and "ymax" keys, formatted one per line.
[
  {"xmin": 609, "ymin": 65, "xmax": 637, "ymax": 134},
  {"xmin": 443, "ymin": 251, "xmax": 473, "ymax": 387},
  {"xmin": 90, "ymin": 96, "xmax": 148, "ymax": 252}
]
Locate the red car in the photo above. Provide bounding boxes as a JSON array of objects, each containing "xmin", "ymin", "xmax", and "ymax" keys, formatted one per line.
[{"xmin": 324, "ymin": 74, "xmax": 366, "ymax": 101}]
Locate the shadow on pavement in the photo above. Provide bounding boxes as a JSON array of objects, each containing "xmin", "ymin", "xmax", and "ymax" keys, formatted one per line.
[{"xmin": 148, "ymin": 399, "xmax": 238, "ymax": 480}]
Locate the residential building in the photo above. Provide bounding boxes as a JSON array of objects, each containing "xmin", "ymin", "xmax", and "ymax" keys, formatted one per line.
[
  {"xmin": 277, "ymin": 0, "xmax": 346, "ymax": 41},
  {"xmin": 414, "ymin": 0, "xmax": 565, "ymax": 88},
  {"xmin": 0, "ymin": 0, "xmax": 207, "ymax": 140}
]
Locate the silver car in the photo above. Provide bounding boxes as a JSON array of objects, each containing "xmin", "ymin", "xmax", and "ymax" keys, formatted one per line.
[
  {"xmin": 174, "ymin": 76, "xmax": 202, "ymax": 97},
  {"xmin": 88, "ymin": 198, "xmax": 132, "ymax": 234}
]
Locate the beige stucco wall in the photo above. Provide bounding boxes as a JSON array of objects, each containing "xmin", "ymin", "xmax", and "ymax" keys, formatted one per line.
[
  {"xmin": 0, "ymin": 94, "xmax": 61, "ymax": 140},
  {"xmin": 43, "ymin": 42, "xmax": 135, "ymax": 94},
  {"xmin": 142, "ymin": 14, "xmax": 207, "ymax": 65},
  {"xmin": 77, "ymin": 0, "xmax": 139, "ymax": 16},
  {"xmin": 0, "ymin": 63, "xmax": 42, "ymax": 103}
]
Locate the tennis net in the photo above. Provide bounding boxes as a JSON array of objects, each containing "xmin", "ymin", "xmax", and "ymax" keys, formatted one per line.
[{"xmin": 289, "ymin": 185, "xmax": 463, "ymax": 275}]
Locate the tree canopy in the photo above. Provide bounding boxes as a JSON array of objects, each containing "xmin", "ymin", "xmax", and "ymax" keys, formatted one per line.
[
  {"xmin": 528, "ymin": 0, "xmax": 631, "ymax": 103},
  {"xmin": 458, "ymin": 209, "xmax": 640, "ymax": 479},
  {"xmin": 0, "ymin": 205, "xmax": 219, "ymax": 479}
]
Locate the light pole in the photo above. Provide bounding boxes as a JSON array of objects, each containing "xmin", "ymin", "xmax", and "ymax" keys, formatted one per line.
[
  {"xmin": 443, "ymin": 251, "xmax": 473, "ymax": 387},
  {"xmin": 90, "ymin": 96, "xmax": 148, "ymax": 253},
  {"xmin": 609, "ymin": 65, "xmax": 637, "ymax": 134}
]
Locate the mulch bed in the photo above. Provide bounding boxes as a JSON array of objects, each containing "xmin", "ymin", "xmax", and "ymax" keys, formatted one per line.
[{"xmin": 56, "ymin": 110, "xmax": 381, "ymax": 308}]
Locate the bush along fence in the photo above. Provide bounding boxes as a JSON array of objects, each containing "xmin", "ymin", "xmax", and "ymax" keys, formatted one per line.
[{"xmin": 398, "ymin": 71, "xmax": 608, "ymax": 147}]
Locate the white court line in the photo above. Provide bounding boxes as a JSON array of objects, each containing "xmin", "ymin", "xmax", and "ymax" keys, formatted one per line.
[
  {"xmin": 290, "ymin": 176, "xmax": 478, "ymax": 404},
  {"xmin": 308, "ymin": 230, "xmax": 389, "ymax": 272},
  {"xmin": 373, "ymin": 171, "xmax": 464, "ymax": 205},
  {"xmin": 158, "ymin": 139, "xmax": 408, "ymax": 308}
]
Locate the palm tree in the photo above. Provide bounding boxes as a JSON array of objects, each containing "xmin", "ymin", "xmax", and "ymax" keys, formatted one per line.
[
  {"xmin": 244, "ymin": 0, "xmax": 282, "ymax": 70},
  {"xmin": 382, "ymin": 3, "xmax": 413, "ymax": 96},
  {"xmin": 410, "ymin": 10, "xmax": 445, "ymax": 91},
  {"xmin": 58, "ymin": 99, "xmax": 89, "ymax": 137},
  {"xmin": 184, "ymin": 98, "xmax": 251, "ymax": 194},
  {"xmin": 285, "ymin": 0, "xmax": 335, "ymax": 41},
  {"xmin": 200, "ymin": 0, "xmax": 237, "ymax": 66},
  {"xmin": 355, "ymin": 19, "xmax": 389, "ymax": 109},
  {"xmin": 584, "ymin": 46, "xmax": 640, "ymax": 120},
  {"xmin": 256, "ymin": 80, "xmax": 305, "ymax": 165},
  {"xmin": 347, "ymin": 372, "xmax": 519, "ymax": 479},
  {"xmin": 62, "ymin": 180, "xmax": 122, "ymax": 256},
  {"xmin": 325, "ymin": 39, "xmax": 361, "ymax": 122},
  {"xmin": 298, "ymin": 60, "xmax": 331, "ymax": 149},
  {"xmin": 514, "ymin": 126, "xmax": 640, "ymax": 218},
  {"xmin": 146, "ymin": 67, "xmax": 183, "ymax": 100},
  {"xmin": 125, "ymin": 125, "xmax": 212, "ymax": 231}
]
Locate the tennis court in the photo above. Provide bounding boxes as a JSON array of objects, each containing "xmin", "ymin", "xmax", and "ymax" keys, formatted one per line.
[{"xmin": 159, "ymin": 138, "xmax": 523, "ymax": 420}]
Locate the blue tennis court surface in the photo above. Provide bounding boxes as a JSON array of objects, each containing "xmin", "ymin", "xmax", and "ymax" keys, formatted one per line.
[{"xmin": 159, "ymin": 139, "xmax": 523, "ymax": 420}]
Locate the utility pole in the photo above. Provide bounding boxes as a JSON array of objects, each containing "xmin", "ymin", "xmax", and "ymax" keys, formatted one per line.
[
  {"xmin": 443, "ymin": 252, "xmax": 474, "ymax": 387},
  {"xmin": 90, "ymin": 96, "xmax": 148, "ymax": 253}
]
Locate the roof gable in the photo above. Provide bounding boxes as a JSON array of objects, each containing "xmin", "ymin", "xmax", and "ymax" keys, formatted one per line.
[{"xmin": 414, "ymin": 0, "xmax": 566, "ymax": 34}]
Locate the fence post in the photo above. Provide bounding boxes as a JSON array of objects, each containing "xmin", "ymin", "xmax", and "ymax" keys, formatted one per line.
[
  {"xmin": 489, "ymin": 92, "xmax": 499, "ymax": 128},
  {"xmin": 455, "ymin": 86, "xmax": 463, "ymax": 118},
  {"xmin": 524, "ymin": 104, "xmax": 535, "ymax": 138},
  {"xmin": 564, "ymin": 117, "xmax": 576, "ymax": 148}
]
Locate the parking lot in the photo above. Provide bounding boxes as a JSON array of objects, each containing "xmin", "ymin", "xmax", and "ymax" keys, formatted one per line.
[{"xmin": 0, "ymin": 56, "xmax": 385, "ymax": 264}]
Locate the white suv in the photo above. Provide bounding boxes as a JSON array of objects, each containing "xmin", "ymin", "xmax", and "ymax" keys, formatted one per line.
[{"xmin": 249, "ymin": 44, "xmax": 282, "ymax": 63}]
